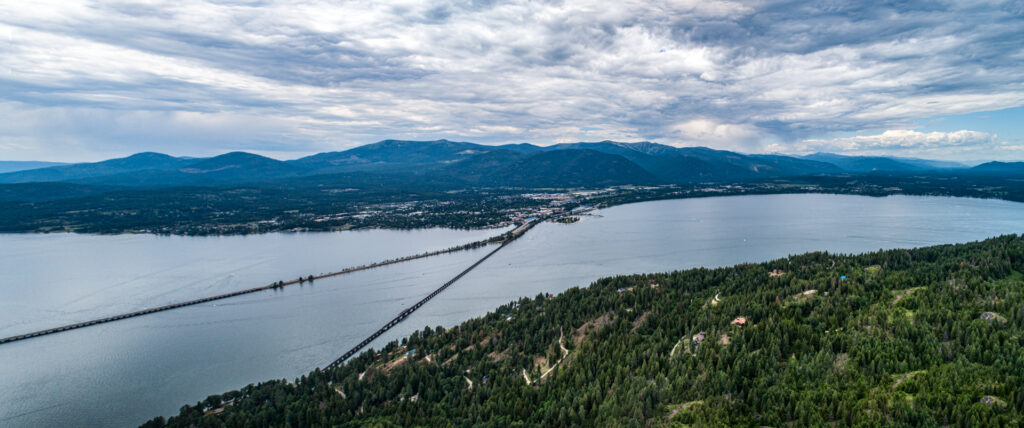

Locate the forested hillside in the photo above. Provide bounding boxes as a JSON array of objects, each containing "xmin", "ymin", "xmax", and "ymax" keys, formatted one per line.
[{"xmin": 148, "ymin": 235, "xmax": 1024, "ymax": 427}]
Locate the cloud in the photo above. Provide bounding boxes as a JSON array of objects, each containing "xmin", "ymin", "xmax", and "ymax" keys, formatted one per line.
[
  {"xmin": 0, "ymin": 0, "xmax": 1022, "ymax": 160},
  {"xmin": 774, "ymin": 129, "xmax": 1023, "ymax": 160},
  {"xmin": 799, "ymin": 130, "xmax": 997, "ymax": 151},
  {"xmin": 0, "ymin": 101, "xmax": 309, "ymax": 161},
  {"xmin": 670, "ymin": 119, "xmax": 761, "ymax": 151}
]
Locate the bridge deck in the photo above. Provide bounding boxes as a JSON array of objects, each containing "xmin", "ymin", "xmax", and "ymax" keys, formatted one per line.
[
  {"xmin": 322, "ymin": 218, "xmax": 541, "ymax": 368},
  {"xmin": 0, "ymin": 234, "xmax": 499, "ymax": 346}
]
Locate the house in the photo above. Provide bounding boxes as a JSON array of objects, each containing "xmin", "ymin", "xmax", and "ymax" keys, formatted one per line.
[
  {"xmin": 769, "ymin": 269, "xmax": 785, "ymax": 277},
  {"xmin": 692, "ymin": 331, "xmax": 706, "ymax": 344},
  {"xmin": 730, "ymin": 317, "xmax": 747, "ymax": 326}
]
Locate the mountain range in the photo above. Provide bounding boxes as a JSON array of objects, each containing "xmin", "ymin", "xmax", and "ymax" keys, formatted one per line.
[
  {"xmin": 0, "ymin": 160, "xmax": 67, "ymax": 174},
  {"xmin": 0, "ymin": 140, "xmax": 1018, "ymax": 190}
]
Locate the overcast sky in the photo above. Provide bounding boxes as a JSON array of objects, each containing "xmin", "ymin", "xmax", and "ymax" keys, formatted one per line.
[{"xmin": 1, "ymin": 0, "xmax": 1022, "ymax": 161}]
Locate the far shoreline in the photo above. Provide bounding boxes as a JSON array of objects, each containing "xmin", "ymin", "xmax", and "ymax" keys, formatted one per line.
[{"xmin": 3, "ymin": 188, "xmax": 1020, "ymax": 237}]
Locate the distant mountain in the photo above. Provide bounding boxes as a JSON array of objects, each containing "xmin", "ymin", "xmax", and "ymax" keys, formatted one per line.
[
  {"xmin": 743, "ymin": 154, "xmax": 842, "ymax": 175},
  {"xmin": 436, "ymin": 149, "xmax": 526, "ymax": 183},
  {"xmin": 293, "ymin": 139, "xmax": 773, "ymax": 183},
  {"xmin": 801, "ymin": 153, "xmax": 923, "ymax": 172},
  {"xmin": 801, "ymin": 153, "xmax": 966, "ymax": 172},
  {"xmin": 445, "ymin": 149, "xmax": 660, "ymax": 187},
  {"xmin": 969, "ymin": 161, "xmax": 1024, "ymax": 175},
  {"xmin": 180, "ymin": 152, "xmax": 295, "ymax": 177},
  {"xmin": 295, "ymin": 139, "xmax": 845, "ymax": 183},
  {"xmin": 0, "ymin": 161, "xmax": 67, "ymax": 174},
  {"xmin": 546, "ymin": 142, "xmax": 839, "ymax": 181},
  {"xmin": 2, "ymin": 140, "xmax": 1004, "ymax": 190},
  {"xmin": 494, "ymin": 143, "xmax": 547, "ymax": 153},
  {"xmin": 292, "ymin": 139, "xmax": 491, "ymax": 173},
  {"xmin": 539, "ymin": 141, "xmax": 720, "ymax": 182},
  {"xmin": 78, "ymin": 152, "xmax": 300, "ymax": 186},
  {"xmin": 0, "ymin": 152, "xmax": 191, "ymax": 184},
  {"xmin": 899, "ymin": 158, "xmax": 966, "ymax": 170}
]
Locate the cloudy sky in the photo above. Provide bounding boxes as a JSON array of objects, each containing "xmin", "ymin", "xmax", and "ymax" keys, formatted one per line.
[{"xmin": 1, "ymin": 0, "xmax": 1022, "ymax": 161}]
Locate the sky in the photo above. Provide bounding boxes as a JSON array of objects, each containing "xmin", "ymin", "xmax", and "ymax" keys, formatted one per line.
[{"xmin": 1, "ymin": 0, "xmax": 1022, "ymax": 162}]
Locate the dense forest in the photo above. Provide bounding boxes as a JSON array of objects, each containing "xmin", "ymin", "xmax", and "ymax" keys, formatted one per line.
[{"xmin": 147, "ymin": 234, "xmax": 1024, "ymax": 427}]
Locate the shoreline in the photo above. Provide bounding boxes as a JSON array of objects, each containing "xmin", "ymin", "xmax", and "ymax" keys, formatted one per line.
[
  {"xmin": 5, "ymin": 189, "xmax": 1023, "ymax": 237},
  {"xmin": 3, "ymin": 194, "xmax": 1021, "ymax": 427},
  {"xmin": 145, "ymin": 234, "xmax": 1024, "ymax": 427}
]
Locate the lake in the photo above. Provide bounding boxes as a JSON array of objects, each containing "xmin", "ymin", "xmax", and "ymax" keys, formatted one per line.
[{"xmin": 1, "ymin": 194, "xmax": 1021, "ymax": 427}]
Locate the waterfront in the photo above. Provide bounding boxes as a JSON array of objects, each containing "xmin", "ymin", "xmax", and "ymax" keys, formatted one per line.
[{"xmin": 1, "ymin": 194, "xmax": 1021, "ymax": 427}]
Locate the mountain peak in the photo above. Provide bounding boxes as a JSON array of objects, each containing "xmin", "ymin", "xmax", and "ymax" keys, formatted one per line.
[
  {"xmin": 970, "ymin": 161, "xmax": 1024, "ymax": 175},
  {"xmin": 125, "ymin": 151, "xmax": 175, "ymax": 159},
  {"xmin": 185, "ymin": 152, "xmax": 285, "ymax": 170}
]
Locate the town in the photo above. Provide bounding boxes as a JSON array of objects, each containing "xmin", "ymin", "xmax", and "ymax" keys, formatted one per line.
[{"xmin": 125, "ymin": 183, "xmax": 821, "ymax": 235}]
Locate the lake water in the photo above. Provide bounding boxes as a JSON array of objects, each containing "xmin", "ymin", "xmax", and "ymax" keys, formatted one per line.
[
  {"xmin": 0, "ymin": 228, "xmax": 507, "ymax": 337},
  {"xmin": 1, "ymin": 194, "xmax": 1021, "ymax": 427}
]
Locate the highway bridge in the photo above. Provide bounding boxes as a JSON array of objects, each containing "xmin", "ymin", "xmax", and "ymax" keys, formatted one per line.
[
  {"xmin": 0, "ymin": 229, "xmax": 512, "ymax": 346},
  {"xmin": 323, "ymin": 218, "xmax": 541, "ymax": 368}
]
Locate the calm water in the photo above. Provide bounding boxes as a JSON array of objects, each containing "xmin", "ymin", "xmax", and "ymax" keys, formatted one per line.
[
  {"xmin": 1, "ymin": 194, "xmax": 1021, "ymax": 427},
  {"xmin": 0, "ymin": 228, "xmax": 506, "ymax": 337}
]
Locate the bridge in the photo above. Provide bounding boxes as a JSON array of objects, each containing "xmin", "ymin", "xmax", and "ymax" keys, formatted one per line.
[
  {"xmin": 323, "ymin": 218, "xmax": 541, "ymax": 368},
  {"xmin": 323, "ymin": 239, "xmax": 509, "ymax": 368},
  {"xmin": 0, "ymin": 228, "xmax": 512, "ymax": 346}
]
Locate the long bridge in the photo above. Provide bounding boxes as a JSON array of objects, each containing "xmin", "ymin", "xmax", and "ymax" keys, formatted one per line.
[
  {"xmin": 323, "ymin": 218, "xmax": 540, "ymax": 368},
  {"xmin": 0, "ymin": 225, "xmax": 525, "ymax": 346},
  {"xmin": 324, "ymin": 239, "xmax": 509, "ymax": 368}
]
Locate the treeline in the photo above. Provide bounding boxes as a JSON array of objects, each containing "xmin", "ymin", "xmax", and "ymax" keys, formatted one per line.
[
  {"xmin": 2, "ymin": 171, "xmax": 1021, "ymax": 235},
  {"xmin": 581, "ymin": 174, "xmax": 1024, "ymax": 214},
  {"xmin": 146, "ymin": 234, "xmax": 1024, "ymax": 427},
  {"xmin": 0, "ymin": 185, "xmax": 539, "ymax": 235},
  {"xmin": 800, "ymin": 173, "xmax": 1024, "ymax": 203}
]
